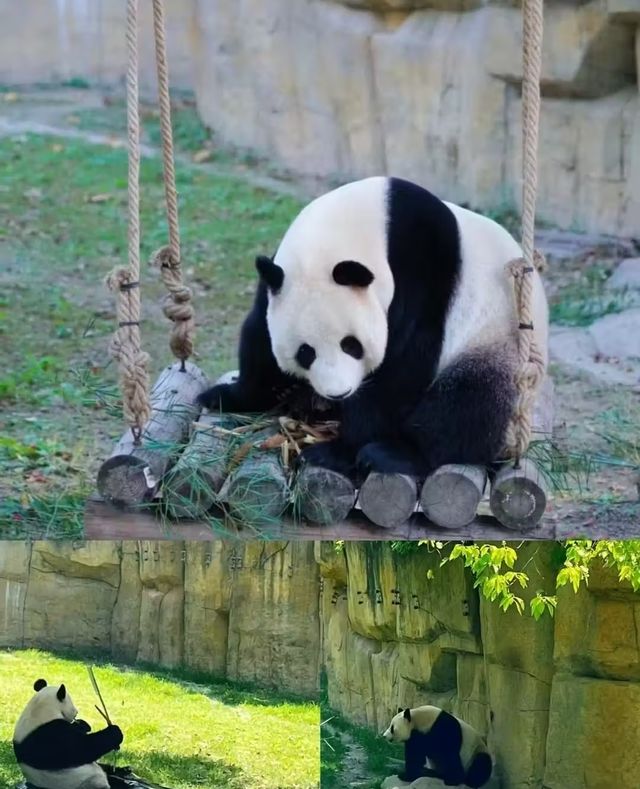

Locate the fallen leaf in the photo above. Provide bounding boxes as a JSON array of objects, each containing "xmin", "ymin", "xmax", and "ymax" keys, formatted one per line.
[
  {"xmin": 259, "ymin": 434, "xmax": 287, "ymax": 451},
  {"xmin": 51, "ymin": 143, "xmax": 64, "ymax": 153},
  {"xmin": 87, "ymin": 193, "xmax": 113, "ymax": 204},
  {"xmin": 3, "ymin": 92, "xmax": 19, "ymax": 102},
  {"xmin": 192, "ymin": 148, "xmax": 213, "ymax": 164}
]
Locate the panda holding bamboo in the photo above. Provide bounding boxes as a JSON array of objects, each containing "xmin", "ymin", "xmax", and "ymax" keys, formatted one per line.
[
  {"xmin": 13, "ymin": 678, "xmax": 123, "ymax": 789},
  {"xmin": 199, "ymin": 176, "xmax": 548, "ymax": 480}
]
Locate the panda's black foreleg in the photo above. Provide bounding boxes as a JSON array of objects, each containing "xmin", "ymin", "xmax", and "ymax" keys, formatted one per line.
[
  {"xmin": 400, "ymin": 348, "xmax": 518, "ymax": 476},
  {"xmin": 299, "ymin": 439, "xmax": 358, "ymax": 478},
  {"xmin": 400, "ymin": 737, "xmax": 430, "ymax": 783},
  {"xmin": 198, "ymin": 282, "xmax": 293, "ymax": 413}
]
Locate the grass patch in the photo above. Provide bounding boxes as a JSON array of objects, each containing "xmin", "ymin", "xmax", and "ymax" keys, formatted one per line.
[
  {"xmin": 549, "ymin": 264, "xmax": 633, "ymax": 326},
  {"xmin": 0, "ymin": 649, "xmax": 319, "ymax": 789},
  {"xmin": 0, "ymin": 127, "xmax": 302, "ymax": 536},
  {"xmin": 321, "ymin": 709, "xmax": 396, "ymax": 789}
]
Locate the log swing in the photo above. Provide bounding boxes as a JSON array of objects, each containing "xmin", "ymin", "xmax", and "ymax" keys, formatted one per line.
[{"xmin": 95, "ymin": 0, "xmax": 553, "ymax": 536}]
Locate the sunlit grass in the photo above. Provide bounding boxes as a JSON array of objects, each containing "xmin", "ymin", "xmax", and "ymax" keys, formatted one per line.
[{"xmin": 0, "ymin": 649, "xmax": 319, "ymax": 789}]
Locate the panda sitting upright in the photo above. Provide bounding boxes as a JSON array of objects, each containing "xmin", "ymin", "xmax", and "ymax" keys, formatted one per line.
[
  {"xmin": 13, "ymin": 678, "xmax": 123, "ymax": 789},
  {"xmin": 382, "ymin": 706, "xmax": 492, "ymax": 787},
  {"xmin": 198, "ymin": 176, "xmax": 548, "ymax": 479}
]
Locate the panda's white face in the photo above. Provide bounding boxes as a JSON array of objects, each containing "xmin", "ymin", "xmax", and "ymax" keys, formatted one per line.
[
  {"xmin": 266, "ymin": 276, "xmax": 388, "ymax": 400},
  {"xmin": 382, "ymin": 708, "xmax": 413, "ymax": 743},
  {"xmin": 257, "ymin": 176, "xmax": 394, "ymax": 400}
]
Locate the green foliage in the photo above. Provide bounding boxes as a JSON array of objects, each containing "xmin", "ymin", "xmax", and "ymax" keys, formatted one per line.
[
  {"xmin": 549, "ymin": 264, "xmax": 633, "ymax": 327},
  {"xmin": 433, "ymin": 540, "xmax": 640, "ymax": 619}
]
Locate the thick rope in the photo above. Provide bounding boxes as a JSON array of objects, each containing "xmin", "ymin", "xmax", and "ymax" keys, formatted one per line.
[
  {"xmin": 150, "ymin": 0, "xmax": 195, "ymax": 365},
  {"xmin": 106, "ymin": 0, "xmax": 151, "ymax": 440},
  {"xmin": 504, "ymin": 0, "xmax": 546, "ymax": 464}
]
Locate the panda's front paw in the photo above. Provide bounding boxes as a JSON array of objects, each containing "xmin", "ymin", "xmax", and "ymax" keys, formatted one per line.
[
  {"xmin": 197, "ymin": 383, "xmax": 247, "ymax": 412},
  {"xmin": 300, "ymin": 440, "xmax": 355, "ymax": 478},
  {"xmin": 356, "ymin": 441, "xmax": 422, "ymax": 476}
]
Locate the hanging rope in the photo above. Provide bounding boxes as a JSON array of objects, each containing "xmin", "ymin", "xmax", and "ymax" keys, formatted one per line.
[
  {"xmin": 150, "ymin": 0, "xmax": 195, "ymax": 368},
  {"xmin": 504, "ymin": 0, "xmax": 547, "ymax": 465},
  {"xmin": 106, "ymin": 0, "xmax": 151, "ymax": 442}
]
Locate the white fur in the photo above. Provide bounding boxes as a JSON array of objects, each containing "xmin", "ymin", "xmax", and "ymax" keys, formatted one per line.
[
  {"xmin": 440, "ymin": 202, "xmax": 548, "ymax": 372},
  {"xmin": 14, "ymin": 684, "xmax": 109, "ymax": 789},
  {"xmin": 14, "ymin": 685, "xmax": 78, "ymax": 742},
  {"xmin": 20, "ymin": 764, "xmax": 110, "ymax": 789},
  {"xmin": 267, "ymin": 177, "xmax": 548, "ymax": 399},
  {"xmin": 269, "ymin": 177, "xmax": 392, "ymax": 399}
]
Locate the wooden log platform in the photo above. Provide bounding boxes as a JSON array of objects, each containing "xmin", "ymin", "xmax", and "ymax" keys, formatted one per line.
[
  {"xmin": 92, "ymin": 372, "xmax": 565, "ymax": 535},
  {"xmin": 84, "ymin": 496, "xmax": 640, "ymax": 541}
]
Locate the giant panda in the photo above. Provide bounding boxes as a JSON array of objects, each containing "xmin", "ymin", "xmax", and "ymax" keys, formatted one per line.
[
  {"xmin": 13, "ymin": 678, "xmax": 123, "ymax": 789},
  {"xmin": 382, "ymin": 706, "xmax": 492, "ymax": 787},
  {"xmin": 198, "ymin": 176, "xmax": 548, "ymax": 479}
]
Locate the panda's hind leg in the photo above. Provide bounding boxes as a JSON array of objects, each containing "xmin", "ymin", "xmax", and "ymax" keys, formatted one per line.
[
  {"xmin": 404, "ymin": 344, "xmax": 518, "ymax": 475},
  {"xmin": 464, "ymin": 752, "xmax": 493, "ymax": 788}
]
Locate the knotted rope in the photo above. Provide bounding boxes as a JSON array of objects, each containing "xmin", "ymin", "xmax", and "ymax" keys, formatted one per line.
[
  {"xmin": 106, "ymin": 0, "xmax": 151, "ymax": 441},
  {"xmin": 150, "ymin": 0, "xmax": 195, "ymax": 367},
  {"xmin": 107, "ymin": 0, "xmax": 195, "ymax": 440},
  {"xmin": 504, "ymin": 0, "xmax": 547, "ymax": 465}
]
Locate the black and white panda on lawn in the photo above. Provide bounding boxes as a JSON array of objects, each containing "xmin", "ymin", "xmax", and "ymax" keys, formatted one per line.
[
  {"xmin": 198, "ymin": 176, "xmax": 548, "ymax": 480},
  {"xmin": 13, "ymin": 678, "xmax": 123, "ymax": 789},
  {"xmin": 382, "ymin": 706, "xmax": 492, "ymax": 787}
]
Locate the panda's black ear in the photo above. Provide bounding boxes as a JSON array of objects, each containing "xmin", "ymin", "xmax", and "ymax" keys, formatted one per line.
[
  {"xmin": 403, "ymin": 708, "xmax": 412, "ymax": 722},
  {"xmin": 256, "ymin": 256, "xmax": 284, "ymax": 294},
  {"xmin": 333, "ymin": 260, "xmax": 374, "ymax": 288},
  {"xmin": 56, "ymin": 685, "xmax": 66, "ymax": 702},
  {"xmin": 34, "ymin": 679, "xmax": 47, "ymax": 692},
  {"xmin": 397, "ymin": 707, "xmax": 403, "ymax": 713}
]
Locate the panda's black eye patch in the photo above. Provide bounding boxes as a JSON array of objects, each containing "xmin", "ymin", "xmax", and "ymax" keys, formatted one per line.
[
  {"xmin": 340, "ymin": 335, "xmax": 363, "ymax": 359},
  {"xmin": 391, "ymin": 725, "xmax": 394, "ymax": 734},
  {"xmin": 295, "ymin": 343, "xmax": 316, "ymax": 370}
]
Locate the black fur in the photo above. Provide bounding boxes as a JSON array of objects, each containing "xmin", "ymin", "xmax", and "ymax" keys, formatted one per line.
[
  {"xmin": 401, "ymin": 709, "xmax": 491, "ymax": 788},
  {"xmin": 14, "ymin": 718, "xmax": 123, "ymax": 771},
  {"xmin": 198, "ymin": 178, "xmax": 517, "ymax": 479}
]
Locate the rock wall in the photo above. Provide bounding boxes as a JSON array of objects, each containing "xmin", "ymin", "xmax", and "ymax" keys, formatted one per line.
[
  {"xmin": 0, "ymin": 0, "xmax": 194, "ymax": 90},
  {"xmin": 0, "ymin": 540, "xmax": 321, "ymax": 697},
  {"xmin": 189, "ymin": 0, "xmax": 640, "ymax": 237},
  {"xmin": 317, "ymin": 542, "xmax": 640, "ymax": 789}
]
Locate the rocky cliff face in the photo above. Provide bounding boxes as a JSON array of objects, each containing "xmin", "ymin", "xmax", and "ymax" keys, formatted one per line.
[
  {"xmin": 0, "ymin": 541, "xmax": 321, "ymax": 697},
  {"xmin": 189, "ymin": 0, "xmax": 640, "ymax": 238},
  {"xmin": 317, "ymin": 542, "xmax": 640, "ymax": 789}
]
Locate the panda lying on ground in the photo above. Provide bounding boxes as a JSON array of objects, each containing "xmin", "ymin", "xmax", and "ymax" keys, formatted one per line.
[
  {"xmin": 382, "ymin": 706, "xmax": 492, "ymax": 788},
  {"xmin": 199, "ymin": 176, "xmax": 548, "ymax": 480},
  {"xmin": 13, "ymin": 678, "xmax": 123, "ymax": 789}
]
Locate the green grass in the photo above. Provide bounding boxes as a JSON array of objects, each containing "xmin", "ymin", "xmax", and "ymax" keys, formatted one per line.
[
  {"xmin": 0, "ymin": 649, "xmax": 319, "ymax": 789},
  {"xmin": 0, "ymin": 127, "xmax": 303, "ymax": 536},
  {"xmin": 549, "ymin": 264, "xmax": 633, "ymax": 326},
  {"xmin": 321, "ymin": 708, "xmax": 396, "ymax": 789}
]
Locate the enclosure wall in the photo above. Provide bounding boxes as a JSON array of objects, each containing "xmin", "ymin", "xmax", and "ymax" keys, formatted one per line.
[{"xmin": 0, "ymin": 541, "xmax": 321, "ymax": 697}]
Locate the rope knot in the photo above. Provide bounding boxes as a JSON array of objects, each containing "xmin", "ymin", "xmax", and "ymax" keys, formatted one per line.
[{"xmin": 151, "ymin": 246, "xmax": 195, "ymax": 362}]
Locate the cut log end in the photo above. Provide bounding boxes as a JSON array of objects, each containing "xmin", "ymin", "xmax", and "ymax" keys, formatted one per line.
[
  {"xmin": 162, "ymin": 467, "xmax": 222, "ymax": 520},
  {"xmin": 490, "ymin": 458, "xmax": 547, "ymax": 530},
  {"xmin": 420, "ymin": 464, "xmax": 487, "ymax": 529},
  {"xmin": 358, "ymin": 472, "xmax": 418, "ymax": 529},
  {"xmin": 225, "ymin": 456, "xmax": 289, "ymax": 524},
  {"xmin": 295, "ymin": 465, "xmax": 356, "ymax": 524},
  {"xmin": 96, "ymin": 454, "xmax": 158, "ymax": 508}
]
